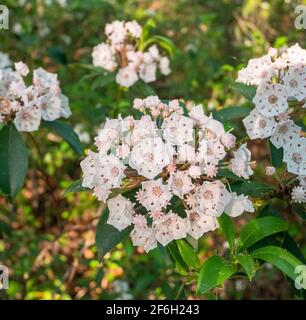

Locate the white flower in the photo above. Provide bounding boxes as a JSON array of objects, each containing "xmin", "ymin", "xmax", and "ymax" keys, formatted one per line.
[
  {"xmin": 243, "ymin": 109, "xmax": 277, "ymax": 139},
  {"xmin": 291, "ymin": 186, "xmax": 306, "ymax": 203},
  {"xmin": 162, "ymin": 112, "xmax": 194, "ymax": 146},
  {"xmin": 116, "ymin": 66, "xmax": 138, "ymax": 87},
  {"xmin": 195, "ymin": 180, "xmax": 231, "ymax": 217},
  {"xmin": 129, "ymin": 136, "xmax": 172, "ymax": 179},
  {"xmin": 177, "ymin": 144, "xmax": 196, "ymax": 164},
  {"xmin": 106, "ymin": 21, "xmax": 127, "ymax": 45},
  {"xmin": 136, "ymin": 179, "xmax": 172, "ymax": 211},
  {"xmin": 154, "ymin": 211, "xmax": 187, "ymax": 246},
  {"xmin": 80, "ymin": 150, "xmax": 99, "ymax": 189},
  {"xmin": 133, "ymin": 98, "xmax": 144, "ymax": 110},
  {"xmin": 221, "ymin": 132, "xmax": 236, "ymax": 149},
  {"xmin": 225, "ymin": 192, "xmax": 255, "ymax": 217},
  {"xmin": 188, "ymin": 165, "xmax": 202, "ymax": 178},
  {"xmin": 203, "ymin": 118, "xmax": 225, "ymax": 140},
  {"xmin": 169, "ymin": 171, "xmax": 194, "ymax": 198},
  {"xmin": 94, "ymin": 127, "xmax": 119, "ymax": 154},
  {"xmin": 96, "ymin": 154, "xmax": 126, "ymax": 189},
  {"xmin": 286, "ymin": 43, "xmax": 306, "ymax": 65},
  {"xmin": 159, "ymin": 56, "xmax": 171, "ymax": 76},
  {"xmin": 14, "ymin": 61, "xmax": 29, "ymax": 76},
  {"xmin": 38, "ymin": 93, "xmax": 62, "ymax": 121},
  {"xmin": 130, "ymin": 225, "xmax": 157, "ymax": 252},
  {"xmin": 186, "ymin": 211, "xmax": 219, "ymax": 239},
  {"xmin": 93, "ymin": 187, "xmax": 111, "ymax": 202},
  {"xmin": 14, "ymin": 104, "xmax": 41, "ymax": 132},
  {"xmin": 143, "ymin": 95, "xmax": 160, "ymax": 109},
  {"xmin": 189, "ymin": 104, "xmax": 209, "ymax": 127},
  {"xmin": 33, "ymin": 67, "xmax": 59, "ymax": 95},
  {"xmin": 92, "ymin": 43, "xmax": 117, "ymax": 72},
  {"xmin": 283, "ymin": 137, "xmax": 306, "ymax": 175},
  {"xmin": 231, "ymin": 144, "xmax": 253, "ymax": 179},
  {"xmin": 125, "ymin": 20, "xmax": 142, "ymax": 38},
  {"xmin": 107, "ymin": 194, "xmax": 134, "ymax": 231},
  {"xmin": 265, "ymin": 166, "xmax": 276, "ymax": 176},
  {"xmin": 139, "ymin": 62, "xmax": 157, "ymax": 83},
  {"xmin": 270, "ymin": 120, "xmax": 301, "ymax": 149},
  {"xmin": 236, "ymin": 54, "xmax": 274, "ymax": 86},
  {"xmin": 283, "ymin": 65, "xmax": 306, "ymax": 102},
  {"xmin": 204, "ymin": 163, "xmax": 218, "ymax": 178},
  {"xmin": 206, "ymin": 139, "xmax": 226, "ymax": 164},
  {"xmin": 148, "ymin": 45, "xmax": 160, "ymax": 60},
  {"xmin": 253, "ymin": 83, "xmax": 288, "ymax": 117},
  {"xmin": 59, "ymin": 94, "xmax": 72, "ymax": 119}
]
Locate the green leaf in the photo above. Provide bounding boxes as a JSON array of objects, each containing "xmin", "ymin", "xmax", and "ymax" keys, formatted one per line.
[
  {"xmin": 0, "ymin": 220, "xmax": 12, "ymax": 236},
  {"xmin": 213, "ymin": 106, "xmax": 251, "ymax": 122},
  {"xmin": 197, "ymin": 255, "xmax": 237, "ymax": 294},
  {"xmin": 167, "ymin": 241, "xmax": 189, "ymax": 275},
  {"xmin": 233, "ymin": 83, "xmax": 257, "ymax": 101},
  {"xmin": 46, "ymin": 46, "xmax": 67, "ymax": 64},
  {"xmin": 65, "ymin": 180, "xmax": 90, "ymax": 193},
  {"xmin": 143, "ymin": 35, "xmax": 176, "ymax": 57},
  {"xmin": 42, "ymin": 120, "xmax": 84, "ymax": 156},
  {"xmin": 218, "ymin": 214, "xmax": 235, "ymax": 255},
  {"xmin": 216, "ymin": 169, "xmax": 244, "ymax": 182},
  {"xmin": 0, "ymin": 124, "xmax": 28, "ymax": 198},
  {"xmin": 291, "ymin": 204, "xmax": 306, "ymax": 220},
  {"xmin": 139, "ymin": 18, "xmax": 156, "ymax": 49},
  {"xmin": 231, "ymin": 181, "xmax": 276, "ymax": 197},
  {"xmin": 96, "ymin": 208, "xmax": 133, "ymax": 259},
  {"xmin": 92, "ymin": 73, "xmax": 116, "ymax": 89},
  {"xmin": 250, "ymin": 246, "xmax": 303, "ymax": 281},
  {"xmin": 176, "ymin": 239, "xmax": 201, "ymax": 269},
  {"xmin": 236, "ymin": 253, "xmax": 256, "ymax": 280},
  {"xmin": 269, "ymin": 141, "xmax": 284, "ymax": 168},
  {"xmin": 239, "ymin": 216, "xmax": 288, "ymax": 250}
]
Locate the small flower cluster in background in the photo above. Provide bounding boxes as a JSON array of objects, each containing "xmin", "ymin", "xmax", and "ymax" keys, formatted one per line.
[
  {"xmin": 237, "ymin": 43, "xmax": 306, "ymax": 203},
  {"xmin": 92, "ymin": 20, "xmax": 171, "ymax": 87},
  {"xmin": 0, "ymin": 54, "xmax": 71, "ymax": 132},
  {"xmin": 80, "ymin": 96, "xmax": 254, "ymax": 252}
]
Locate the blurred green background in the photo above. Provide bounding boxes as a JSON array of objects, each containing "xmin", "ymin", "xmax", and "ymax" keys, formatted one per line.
[{"xmin": 0, "ymin": 0, "xmax": 305, "ymax": 300}]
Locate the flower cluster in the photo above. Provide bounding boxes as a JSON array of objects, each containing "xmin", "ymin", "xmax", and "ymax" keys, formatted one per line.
[
  {"xmin": 80, "ymin": 96, "xmax": 254, "ymax": 252},
  {"xmin": 237, "ymin": 44, "xmax": 306, "ymax": 203},
  {"xmin": 92, "ymin": 20, "xmax": 171, "ymax": 87},
  {"xmin": 0, "ymin": 59, "xmax": 71, "ymax": 132}
]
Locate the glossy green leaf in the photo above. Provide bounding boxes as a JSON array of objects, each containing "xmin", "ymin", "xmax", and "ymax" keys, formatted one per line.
[
  {"xmin": 65, "ymin": 180, "xmax": 90, "ymax": 193},
  {"xmin": 240, "ymin": 216, "xmax": 288, "ymax": 250},
  {"xmin": 96, "ymin": 208, "xmax": 133, "ymax": 259},
  {"xmin": 269, "ymin": 141, "xmax": 284, "ymax": 168},
  {"xmin": 291, "ymin": 204, "xmax": 306, "ymax": 220},
  {"xmin": 251, "ymin": 246, "xmax": 303, "ymax": 281},
  {"xmin": 213, "ymin": 106, "xmax": 251, "ymax": 122},
  {"xmin": 0, "ymin": 124, "xmax": 28, "ymax": 198},
  {"xmin": 176, "ymin": 239, "xmax": 201, "ymax": 269},
  {"xmin": 216, "ymin": 169, "xmax": 244, "ymax": 182},
  {"xmin": 231, "ymin": 181, "xmax": 276, "ymax": 197},
  {"xmin": 236, "ymin": 253, "xmax": 256, "ymax": 280},
  {"xmin": 233, "ymin": 83, "xmax": 257, "ymax": 101},
  {"xmin": 42, "ymin": 120, "xmax": 84, "ymax": 156},
  {"xmin": 197, "ymin": 255, "xmax": 237, "ymax": 294},
  {"xmin": 218, "ymin": 214, "xmax": 235, "ymax": 254}
]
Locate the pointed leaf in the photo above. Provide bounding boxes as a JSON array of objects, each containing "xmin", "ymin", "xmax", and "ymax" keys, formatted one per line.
[{"xmin": 0, "ymin": 124, "xmax": 28, "ymax": 198}]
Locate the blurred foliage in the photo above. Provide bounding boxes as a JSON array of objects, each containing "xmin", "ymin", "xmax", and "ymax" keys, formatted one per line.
[{"xmin": 0, "ymin": 0, "xmax": 305, "ymax": 300}]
